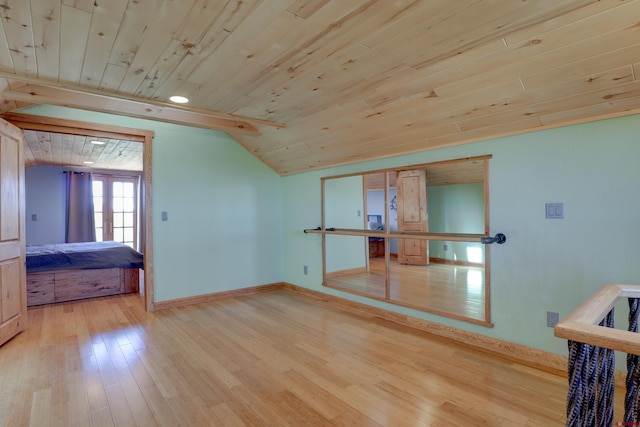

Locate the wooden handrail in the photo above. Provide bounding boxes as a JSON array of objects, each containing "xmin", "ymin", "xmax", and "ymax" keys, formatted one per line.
[{"xmin": 554, "ymin": 284, "xmax": 640, "ymax": 355}]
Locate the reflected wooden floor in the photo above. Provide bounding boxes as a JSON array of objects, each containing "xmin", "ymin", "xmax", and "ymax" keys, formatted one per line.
[
  {"xmin": 326, "ymin": 258, "xmax": 485, "ymax": 322},
  {"xmin": 0, "ymin": 290, "xmax": 623, "ymax": 425}
]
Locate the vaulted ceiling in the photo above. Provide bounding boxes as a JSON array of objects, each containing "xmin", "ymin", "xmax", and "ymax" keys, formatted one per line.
[{"xmin": 1, "ymin": 1, "xmax": 639, "ymax": 175}]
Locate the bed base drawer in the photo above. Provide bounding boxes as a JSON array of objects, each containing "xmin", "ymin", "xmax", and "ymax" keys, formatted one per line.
[
  {"xmin": 26, "ymin": 273, "xmax": 55, "ymax": 306},
  {"xmin": 55, "ymin": 268, "xmax": 122, "ymax": 302},
  {"xmin": 26, "ymin": 268, "xmax": 139, "ymax": 306}
]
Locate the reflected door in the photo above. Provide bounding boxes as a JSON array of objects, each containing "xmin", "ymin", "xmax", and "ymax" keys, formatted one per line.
[{"xmin": 397, "ymin": 169, "xmax": 428, "ymax": 265}]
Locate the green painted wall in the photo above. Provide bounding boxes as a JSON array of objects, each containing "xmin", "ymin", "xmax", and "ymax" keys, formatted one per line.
[
  {"xmin": 20, "ymin": 105, "xmax": 284, "ymax": 302},
  {"xmin": 283, "ymin": 114, "xmax": 640, "ymax": 358},
  {"xmin": 19, "ymin": 103, "xmax": 640, "ymax": 359}
]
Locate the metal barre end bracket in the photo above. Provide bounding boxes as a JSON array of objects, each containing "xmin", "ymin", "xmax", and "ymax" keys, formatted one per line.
[
  {"xmin": 481, "ymin": 233, "xmax": 506, "ymax": 244},
  {"xmin": 303, "ymin": 227, "xmax": 321, "ymax": 233}
]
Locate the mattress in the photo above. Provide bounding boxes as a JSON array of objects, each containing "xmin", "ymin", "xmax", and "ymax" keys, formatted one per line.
[{"xmin": 26, "ymin": 241, "xmax": 144, "ymax": 273}]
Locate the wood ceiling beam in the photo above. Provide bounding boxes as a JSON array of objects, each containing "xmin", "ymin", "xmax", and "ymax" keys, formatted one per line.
[
  {"xmin": 0, "ymin": 77, "xmax": 286, "ymax": 135},
  {"xmin": 2, "ymin": 84, "xmax": 262, "ymax": 135},
  {"xmin": 0, "ymin": 112, "xmax": 149, "ymax": 141}
]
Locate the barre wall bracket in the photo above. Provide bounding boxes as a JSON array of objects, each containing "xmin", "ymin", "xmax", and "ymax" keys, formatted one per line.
[
  {"xmin": 303, "ymin": 227, "xmax": 335, "ymax": 233},
  {"xmin": 481, "ymin": 233, "xmax": 506, "ymax": 245}
]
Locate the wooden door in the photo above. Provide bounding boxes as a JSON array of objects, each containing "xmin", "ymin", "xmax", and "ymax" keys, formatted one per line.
[
  {"xmin": 396, "ymin": 169, "xmax": 428, "ymax": 265},
  {"xmin": 0, "ymin": 119, "xmax": 26, "ymax": 347}
]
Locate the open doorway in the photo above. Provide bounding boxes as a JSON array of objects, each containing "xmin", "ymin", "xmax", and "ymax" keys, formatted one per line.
[{"xmin": 3, "ymin": 113, "xmax": 155, "ymax": 311}]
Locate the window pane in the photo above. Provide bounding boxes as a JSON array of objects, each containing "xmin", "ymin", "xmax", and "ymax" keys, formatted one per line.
[
  {"xmin": 123, "ymin": 197, "xmax": 134, "ymax": 212},
  {"xmin": 113, "ymin": 197, "xmax": 123, "ymax": 212},
  {"xmin": 92, "ymin": 181, "xmax": 103, "ymax": 197},
  {"xmin": 124, "ymin": 212, "xmax": 134, "ymax": 227},
  {"xmin": 123, "ymin": 182, "xmax": 134, "ymax": 197},
  {"xmin": 124, "ymin": 228, "xmax": 134, "ymax": 242},
  {"xmin": 114, "ymin": 228, "xmax": 124, "ymax": 242},
  {"xmin": 113, "ymin": 182, "xmax": 123, "ymax": 197},
  {"xmin": 93, "ymin": 182, "xmax": 103, "ymax": 242},
  {"xmin": 113, "ymin": 212, "xmax": 123, "ymax": 227}
]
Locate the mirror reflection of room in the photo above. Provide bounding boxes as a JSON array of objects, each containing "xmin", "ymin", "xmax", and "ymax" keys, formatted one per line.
[{"xmin": 323, "ymin": 157, "xmax": 490, "ymax": 325}]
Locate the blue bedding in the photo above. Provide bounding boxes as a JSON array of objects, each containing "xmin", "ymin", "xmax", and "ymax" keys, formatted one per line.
[{"xmin": 26, "ymin": 241, "xmax": 144, "ymax": 273}]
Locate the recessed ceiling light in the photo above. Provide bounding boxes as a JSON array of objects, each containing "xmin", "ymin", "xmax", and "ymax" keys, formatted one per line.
[
  {"xmin": 83, "ymin": 161, "xmax": 94, "ymax": 164},
  {"xmin": 90, "ymin": 140, "xmax": 106, "ymax": 145},
  {"xmin": 169, "ymin": 95, "xmax": 189, "ymax": 104}
]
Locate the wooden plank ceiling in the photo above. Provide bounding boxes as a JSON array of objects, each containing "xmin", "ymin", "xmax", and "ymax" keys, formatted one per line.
[
  {"xmin": 21, "ymin": 130, "xmax": 143, "ymax": 171},
  {"xmin": 0, "ymin": 0, "xmax": 638, "ymax": 175}
]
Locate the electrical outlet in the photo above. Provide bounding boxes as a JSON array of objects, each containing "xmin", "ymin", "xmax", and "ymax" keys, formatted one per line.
[
  {"xmin": 443, "ymin": 244, "xmax": 448, "ymax": 251},
  {"xmin": 161, "ymin": 211, "xmax": 168, "ymax": 221},
  {"xmin": 547, "ymin": 311, "xmax": 559, "ymax": 327},
  {"xmin": 303, "ymin": 265, "xmax": 308, "ymax": 275}
]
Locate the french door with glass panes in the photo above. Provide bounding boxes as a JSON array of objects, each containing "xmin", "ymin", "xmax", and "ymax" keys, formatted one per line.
[{"xmin": 92, "ymin": 175, "xmax": 139, "ymax": 250}]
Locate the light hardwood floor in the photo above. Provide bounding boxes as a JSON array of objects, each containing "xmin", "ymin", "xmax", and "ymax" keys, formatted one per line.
[{"xmin": 0, "ymin": 290, "xmax": 624, "ymax": 426}]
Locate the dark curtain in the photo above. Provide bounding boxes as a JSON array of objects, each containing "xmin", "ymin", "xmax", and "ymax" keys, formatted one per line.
[{"xmin": 65, "ymin": 172, "xmax": 96, "ymax": 243}]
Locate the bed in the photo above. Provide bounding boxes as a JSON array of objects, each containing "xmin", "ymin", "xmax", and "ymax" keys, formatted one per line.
[{"xmin": 26, "ymin": 241, "xmax": 144, "ymax": 306}]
